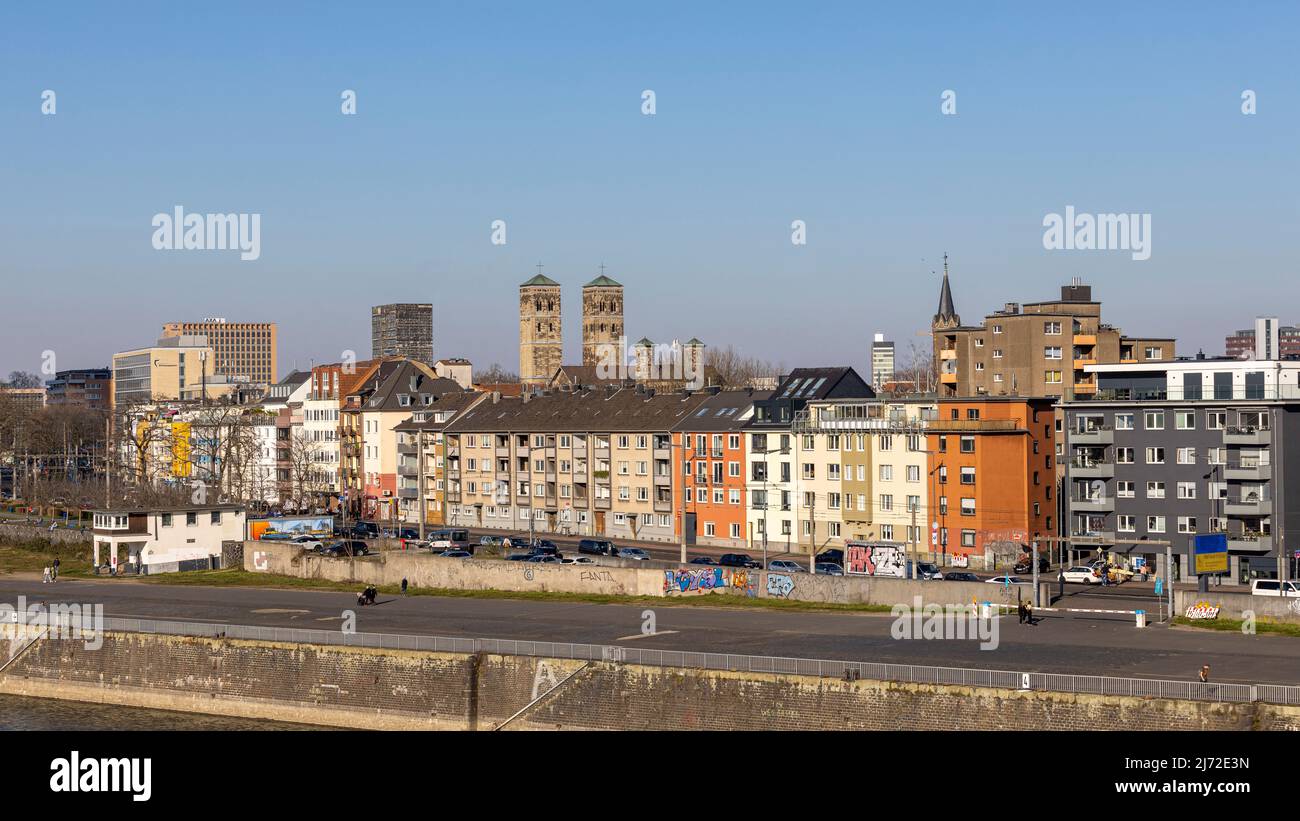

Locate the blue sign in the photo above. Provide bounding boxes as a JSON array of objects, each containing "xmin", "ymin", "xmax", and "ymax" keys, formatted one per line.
[
  {"xmin": 1193, "ymin": 533, "xmax": 1229, "ymax": 574},
  {"xmin": 1155, "ymin": 578, "xmax": 1163, "ymax": 596}
]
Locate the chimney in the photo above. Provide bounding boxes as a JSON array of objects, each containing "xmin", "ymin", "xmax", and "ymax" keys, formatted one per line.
[
  {"xmin": 491, "ymin": 391, "xmax": 501, "ymax": 404},
  {"xmin": 522, "ymin": 392, "xmax": 531, "ymax": 403}
]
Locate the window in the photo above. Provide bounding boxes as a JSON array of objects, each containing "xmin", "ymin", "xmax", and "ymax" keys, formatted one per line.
[
  {"xmin": 1145, "ymin": 346, "xmax": 1164, "ymax": 360},
  {"xmin": 992, "ymin": 324, "xmax": 1003, "ymax": 334},
  {"xmin": 1044, "ymin": 346, "xmax": 1063, "ymax": 360},
  {"xmin": 828, "ymin": 464, "xmax": 841, "ymax": 481},
  {"xmin": 730, "ymin": 523, "xmax": 741, "ymax": 539},
  {"xmin": 1176, "ymin": 410, "xmax": 1195, "ymax": 430},
  {"xmin": 906, "ymin": 465, "xmax": 921, "ymax": 482},
  {"xmin": 960, "ymin": 498, "xmax": 976, "ymax": 516},
  {"xmin": 1114, "ymin": 413, "xmax": 1134, "ymax": 430},
  {"xmin": 1177, "ymin": 517, "xmax": 1197, "ymax": 534},
  {"xmin": 1146, "ymin": 481, "xmax": 1165, "ymax": 499},
  {"xmin": 1118, "ymin": 515, "xmax": 1136, "ymax": 532},
  {"xmin": 186, "ymin": 512, "xmax": 197, "ymax": 526},
  {"xmin": 961, "ymin": 530, "xmax": 976, "ymax": 547},
  {"xmin": 975, "ymin": 338, "xmax": 984, "ymax": 348},
  {"xmin": 1177, "ymin": 482, "xmax": 1196, "ymax": 499},
  {"xmin": 960, "ymin": 467, "xmax": 976, "ymax": 485},
  {"xmin": 880, "ymin": 494, "xmax": 893, "ymax": 512},
  {"xmin": 1145, "ymin": 447, "xmax": 1165, "ymax": 464},
  {"xmin": 1206, "ymin": 410, "xmax": 1226, "ymax": 430},
  {"xmin": 1116, "ymin": 447, "xmax": 1134, "ymax": 464},
  {"xmin": 1147, "ymin": 515, "xmax": 1166, "ymax": 533},
  {"xmin": 881, "ymin": 525, "xmax": 894, "ymax": 541},
  {"xmin": 1045, "ymin": 321, "xmax": 1062, "ymax": 335},
  {"xmin": 803, "ymin": 464, "xmax": 816, "ymax": 480},
  {"xmin": 1144, "ymin": 410, "xmax": 1164, "ymax": 430},
  {"xmin": 992, "ymin": 349, "xmax": 1003, "ymax": 359},
  {"xmin": 704, "ymin": 522, "xmax": 716, "ymax": 537},
  {"xmin": 1176, "ymin": 447, "xmax": 1195, "ymax": 465},
  {"xmin": 1116, "ymin": 481, "xmax": 1135, "ymax": 498},
  {"xmin": 879, "ymin": 464, "xmax": 893, "ymax": 481},
  {"xmin": 1045, "ymin": 371, "xmax": 1063, "ymax": 384},
  {"xmin": 960, "ymin": 436, "xmax": 975, "ymax": 453},
  {"xmin": 210, "ymin": 512, "xmax": 221, "ymax": 525}
]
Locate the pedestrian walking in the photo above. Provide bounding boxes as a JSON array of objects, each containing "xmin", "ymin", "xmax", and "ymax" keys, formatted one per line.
[
  {"xmin": 42, "ymin": 566, "xmax": 50, "ymax": 584},
  {"xmin": 1025, "ymin": 603, "xmax": 1035, "ymax": 625},
  {"xmin": 52, "ymin": 557, "xmax": 60, "ymax": 581},
  {"xmin": 1017, "ymin": 600, "xmax": 1027, "ymax": 624},
  {"xmin": 1199, "ymin": 665, "xmax": 1210, "ymax": 683},
  {"xmin": 401, "ymin": 577, "xmax": 408, "ymax": 596}
]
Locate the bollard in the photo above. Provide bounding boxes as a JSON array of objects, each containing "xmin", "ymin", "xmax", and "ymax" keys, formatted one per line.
[
  {"xmin": 1135, "ymin": 609, "xmax": 1146, "ymax": 629},
  {"xmin": 980, "ymin": 601, "xmax": 992, "ymax": 620}
]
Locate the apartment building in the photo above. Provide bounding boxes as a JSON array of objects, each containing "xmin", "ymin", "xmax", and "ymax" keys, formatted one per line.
[
  {"xmin": 394, "ymin": 391, "xmax": 484, "ymax": 527},
  {"xmin": 341, "ymin": 360, "xmax": 466, "ymax": 522},
  {"xmin": 674, "ymin": 389, "xmax": 766, "ymax": 549},
  {"xmin": 1062, "ymin": 358, "xmax": 1300, "ymax": 583},
  {"xmin": 162, "ymin": 320, "xmax": 277, "ymax": 385},
  {"xmin": 1225, "ymin": 317, "xmax": 1300, "ymax": 361},
  {"xmin": 745, "ymin": 367, "xmax": 875, "ymax": 553},
  {"xmin": 45, "ymin": 368, "xmax": 112, "ymax": 409},
  {"xmin": 789, "ymin": 398, "xmax": 938, "ymax": 550},
  {"xmin": 443, "ymin": 386, "xmax": 711, "ymax": 540},
  {"xmin": 926, "ymin": 397, "xmax": 1055, "ymax": 562},
  {"xmin": 932, "ymin": 271, "xmax": 1173, "ymax": 400}
]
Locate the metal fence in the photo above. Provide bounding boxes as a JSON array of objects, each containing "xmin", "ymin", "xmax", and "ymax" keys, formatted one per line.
[{"xmin": 74, "ymin": 616, "xmax": 1300, "ymax": 707}]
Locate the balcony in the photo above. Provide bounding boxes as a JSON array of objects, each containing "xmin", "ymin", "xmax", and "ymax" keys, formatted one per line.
[
  {"xmin": 1224, "ymin": 427, "xmax": 1271, "ymax": 446},
  {"xmin": 1070, "ymin": 494, "xmax": 1115, "ymax": 512},
  {"xmin": 1074, "ymin": 334, "xmax": 1097, "ymax": 346},
  {"xmin": 1073, "ymin": 359, "xmax": 1097, "ymax": 370},
  {"xmin": 1069, "ymin": 458, "xmax": 1114, "ymax": 478},
  {"xmin": 1227, "ymin": 533, "xmax": 1273, "ymax": 552},
  {"xmin": 1070, "ymin": 530, "xmax": 1115, "ymax": 544},
  {"xmin": 1223, "ymin": 461, "xmax": 1272, "ymax": 481},
  {"xmin": 1224, "ymin": 494, "xmax": 1272, "ymax": 517},
  {"xmin": 939, "ymin": 373, "xmax": 957, "ymax": 384},
  {"xmin": 1069, "ymin": 426, "xmax": 1113, "ymax": 445},
  {"xmin": 939, "ymin": 349, "xmax": 957, "ymax": 360}
]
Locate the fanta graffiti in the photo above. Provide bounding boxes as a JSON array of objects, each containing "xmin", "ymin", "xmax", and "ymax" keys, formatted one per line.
[
  {"xmin": 664, "ymin": 567, "xmax": 732, "ymax": 594},
  {"xmin": 1185, "ymin": 601, "xmax": 1221, "ymax": 620},
  {"xmin": 766, "ymin": 573, "xmax": 794, "ymax": 598}
]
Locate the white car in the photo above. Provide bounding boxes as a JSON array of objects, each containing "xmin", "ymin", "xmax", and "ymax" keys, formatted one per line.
[
  {"xmin": 1060, "ymin": 566, "xmax": 1101, "ymax": 585},
  {"xmin": 561, "ymin": 556, "xmax": 596, "ymax": 565},
  {"xmin": 985, "ymin": 575, "xmax": 1031, "ymax": 586},
  {"xmin": 615, "ymin": 548, "xmax": 650, "ymax": 561},
  {"xmin": 1251, "ymin": 579, "xmax": 1300, "ymax": 597},
  {"xmin": 291, "ymin": 535, "xmax": 323, "ymax": 551}
]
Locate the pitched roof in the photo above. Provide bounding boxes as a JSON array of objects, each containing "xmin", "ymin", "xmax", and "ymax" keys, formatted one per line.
[
  {"xmin": 672, "ymin": 389, "xmax": 771, "ymax": 432},
  {"xmin": 394, "ymin": 391, "xmax": 484, "ymax": 432},
  {"xmin": 446, "ymin": 387, "xmax": 712, "ymax": 434},
  {"xmin": 521, "ymin": 273, "xmax": 560, "ymax": 287},
  {"xmin": 583, "ymin": 274, "xmax": 622, "ymax": 287}
]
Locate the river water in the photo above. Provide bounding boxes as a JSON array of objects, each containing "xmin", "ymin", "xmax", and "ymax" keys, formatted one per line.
[{"xmin": 0, "ymin": 694, "xmax": 330, "ymax": 730}]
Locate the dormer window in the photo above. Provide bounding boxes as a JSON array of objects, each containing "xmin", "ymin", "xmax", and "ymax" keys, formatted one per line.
[{"xmin": 398, "ymin": 394, "xmax": 411, "ymax": 406}]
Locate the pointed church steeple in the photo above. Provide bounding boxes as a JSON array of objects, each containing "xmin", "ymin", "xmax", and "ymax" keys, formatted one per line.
[{"xmin": 932, "ymin": 253, "xmax": 960, "ymax": 329}]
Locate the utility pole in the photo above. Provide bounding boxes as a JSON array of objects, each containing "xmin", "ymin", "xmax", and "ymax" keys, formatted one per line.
[
  {"xmin": 808, "ymin": 492, "xmax": 816, "ymax": 574},
  {"xmin": 417, "ymin": 431, "xmax": 426, "ymax": 541}
]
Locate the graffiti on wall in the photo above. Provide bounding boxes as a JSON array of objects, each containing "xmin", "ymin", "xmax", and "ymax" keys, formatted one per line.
[
  {"xmin": 663, "ymin": 567, "xmax": 732, "ymax": 594},
  {"xmin": 844, "ymin": 542, "xmax": 907, "ymax": 577},
  {"xmin": 252, "ymin": 551, "xmax": 270, "ymax": 571},
  {"xmin": 1185, "ymin": 601, "xmax": 1221, "ymax": 620},
  {"xmin": 766, "ymin": 573, "xmax": 794, "ymax": 598},
  {"xmin": 733, "ymin": 569, "xmax": 756, "ymax": 598}
]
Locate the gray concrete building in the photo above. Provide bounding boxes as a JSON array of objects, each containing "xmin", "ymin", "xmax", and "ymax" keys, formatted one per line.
[
  {"xmin": 372, "ymin": 303, "xmax": 434, "ymax": 364},
  {"xmin": 1062, "ymin": 357, "xmax": 1300, "ymax": 584}
]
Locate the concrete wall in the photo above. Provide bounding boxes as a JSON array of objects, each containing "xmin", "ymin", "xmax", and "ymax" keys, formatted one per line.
[
  {"xmin": 0, "ymin": 522, "xmax": 92, "ymax": 546},
  {"xmin": 1174, "ymin": 588, "xmax": 1300, "ymax": 624},
  {"xmin": 4, "ymin": 631, "xmax": 1297, "ymax": 731},
  {"xmin": 245, "ymin": 541, "xmax": 1042, "ymax": 609}
]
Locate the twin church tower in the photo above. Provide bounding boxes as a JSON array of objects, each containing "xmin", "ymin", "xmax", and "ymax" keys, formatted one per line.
[{"xmin": 519, "ymin": 270, "xmax": 625, "ymax": 386}]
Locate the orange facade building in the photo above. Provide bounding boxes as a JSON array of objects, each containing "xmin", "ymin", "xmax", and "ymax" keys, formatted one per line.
[{"xmin": 926, "ymin": 397, "xmax": 1055, "ymax": 557}]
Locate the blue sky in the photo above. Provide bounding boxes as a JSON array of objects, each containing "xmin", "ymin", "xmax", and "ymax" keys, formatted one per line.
[{"xmin": 2, "ymin": 2, "xmax": 1297, "ymax": 380}]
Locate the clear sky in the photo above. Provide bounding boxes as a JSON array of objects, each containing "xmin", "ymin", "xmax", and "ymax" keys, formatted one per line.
[{"xmin": 2, "ymin": 2, "xmax": 1297, "ymax": 380}]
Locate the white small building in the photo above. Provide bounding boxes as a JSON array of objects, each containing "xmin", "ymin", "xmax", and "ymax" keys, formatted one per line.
[{"xmin": 91, "ymin": 505, "xmax": 246, "ymax": 574}]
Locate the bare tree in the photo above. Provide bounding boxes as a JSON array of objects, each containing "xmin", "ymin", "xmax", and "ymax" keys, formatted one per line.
[
  {"xmin": 4, "ymin": 371, "xmax": 43, "ymax": 389},
  {"xmin": 476, "ymin": 363, "xmax": 519, "ymax": 384},
  {"xmin": 891, "ymin": 338, "xmax": 937, "ymax": 395},
  {"xmin": 703, "ymin": 345, "xmax": 784, "ymax": 388}
]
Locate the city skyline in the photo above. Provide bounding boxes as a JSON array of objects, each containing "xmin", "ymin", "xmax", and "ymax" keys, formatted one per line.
[{"xmin": 3, "ymin": 2, "xmax": 1297, "ymax": 379}]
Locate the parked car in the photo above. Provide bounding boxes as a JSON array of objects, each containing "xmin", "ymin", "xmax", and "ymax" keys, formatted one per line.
[
  {"xmin": 291, "ymin": 534, "xmax": 323, "ymax": 551},
  {"xmin": 1013, "ymin": 555, "xmax": 1050, "ymax": 574},
  {"xmin": 321, "ymin": 540, "xmax": 369, "ymax": 557},
  {"xmin": 915, "ymin": 562, "xmax": 944, "ymax": 580},
  {"xmin": 438, "ymin": 550, "xmax": 472, "ymax": 558},
  {"xmin": 613, "ymin": 547, "xmax": 649, "ymax": 561},
  {"xmin": 479, "ymin": 535, "xmax": 509, "ymax": 547},
  {"xmin": 526, "ymin": 554, "xmax": 562, "ymax": 564},
  {"xmin": 688, "ymin": 556, "xmax": 718, "ymax": 565},
  {"xmin": 944, "ymin": 571, "xmax": 982, "ymax": 582},
  {"xmin": 505, "ymin": 553, "xmax": 534, "ymax": 561},
  {"xmin": 816, "ymin": 549, "xmax": 844, "ymax": 566},
  {"xmin": 1060, "ymin": 566, "xmax": 1102, "ymax": 585},
  {"xmin": 815, "ymin": 562, "xmax": 844, "ymax": 576},
  {"xmin": 985, "ymin": 575, "xmax": 1030, "ymax": 586},
  {"xmin": 529, "ymin": 543, "xmax": 561, "ymax": 557},
  {"xmin": 395, "ymin": 527, "xmax": 420, "ymax": 541},
  {"xmin": 561, "ymin": 556, "xmax": 595, "ymax": 565},
  {"xmin": 719, "ymin": 553, "xmax": 762, "ymax": 569},
  {"xmin": 578, "ymin": 538, "xmax": 616, "ymax": 555},
  {"xmin": 1251, "ymin": 579, "xmax": 1300, "ymax": 597},
  {"xmin": 769, "ymin": 559, "xmax": 806, "ymax": 573},
  {"xmin": 425, "ymin": 529, "xmax": 472, "ymax": 553},
  {"xmin": 350, "ymin": 521, "xmax": 380, "ymax": 539}
]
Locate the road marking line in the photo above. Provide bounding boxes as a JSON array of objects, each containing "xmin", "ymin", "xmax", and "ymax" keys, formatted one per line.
[{"xmin": 615, "ymin": 630, "xmax": 679, "ymax": 641}]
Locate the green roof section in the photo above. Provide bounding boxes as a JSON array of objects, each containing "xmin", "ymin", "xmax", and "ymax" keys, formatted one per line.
[
  {"xmin": 634, "ymin": 337, "xmax": 655, "ymax": 346},
  {"xmin": 583, "ymin": 274, "xmax": 622, "ymax": 287},
  {"xmin": 685, "ymin": 338, "xmax": 704, "ymax": 346},
  {"xmin": 521, "ymin": 273, "xmax": 560, "ymax": 287}
]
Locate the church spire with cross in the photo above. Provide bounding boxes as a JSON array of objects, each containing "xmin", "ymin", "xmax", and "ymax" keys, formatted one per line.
[{"xmin": 932, "ymin": 252, "xmax": 961, "ymax": 329}]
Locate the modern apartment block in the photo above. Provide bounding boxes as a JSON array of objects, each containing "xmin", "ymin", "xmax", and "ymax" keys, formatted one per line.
[
  {"xmin": 112, "ymin": 336, "xmax": 217, "ymax": 406},
  {"xmin": 926, "ymin": 397, "xmax": 1056, "ymax": 561},
  {"xmin": 45, "ymin": 368, "xmax": 112, "ymax": 409},
  {"xmin": 519, "ymin": 274, "xmax": 563, "ymax": 387},
  {"xmin": 443, "ymin": 386, "xmax": 711, "ymax": 541},
  {"xmin": 1062, "ymin": 358, "xmax": 1300, "ymax": 583},
  {"xmin": 1225, "ymin": 317, "xmax": 1300, "ymax": 361},
  {"xmin": 162, "ymin": 320, "xmax": 278, "ymax": 385},
  {"xmin": 932, "ymin": 269, "xmax": 1173, "ymax": 400},
  {"xmin": 371, "ymin": 304, "xmax": 434, "ymax": 364}
]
